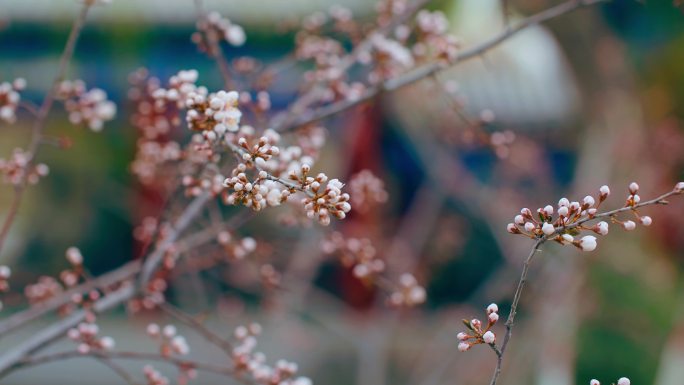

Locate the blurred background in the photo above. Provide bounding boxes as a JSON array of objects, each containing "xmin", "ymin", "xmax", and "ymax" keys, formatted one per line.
[{"xmin": 1, "ymin": 0, "xmax": 684, "ymax": 384}]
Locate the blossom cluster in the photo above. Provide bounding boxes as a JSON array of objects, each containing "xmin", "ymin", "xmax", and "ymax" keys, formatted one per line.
[
  {"xmin": 217, "ymin": 231, "xmax": 257, "ymax": 261},
  {"xmin": 67, "ymin": 322, "xmax": 115, "ymax": 354},
  {"xmin": 388, "ymin": 273, "xmax": 426, "ymax": 307},
  {"xmin": 146, "ymin": 323, "xmax": 190, "ymax": 356},
  {"xmin": 0, "ymin": 148, "xmax": 49, "ymax": 186},
  {"xmin": 56, "ymin": 80, "xmax": 116, "ymax": 131},
  {"xmin": 231, "ymin": 323, "xmax": 312, "ymax": 385},
  {"xmin": 0, "ymin": 78, "xmax": 26, "ymax": 123},
  {"xmin": 193, "ymin": 11, "xmax": 246, "ymax": 48},
  {"xmin": 321, "ymin": 232, "xmax": 385, "ymax": 279},
  {"xmin": 348, "ymin": 169, "xmax": 389, "ymax": 213},
  {"xmin": 506, "ymin": 182, "xmax": 684, "ymax": 251},
  {"xmin": 457, "ymin": 303, "xmax": 500, "ymax": 352},
  {"xmin": 143, "ymin": 365, "xmax": 170, "ymax": 385}
]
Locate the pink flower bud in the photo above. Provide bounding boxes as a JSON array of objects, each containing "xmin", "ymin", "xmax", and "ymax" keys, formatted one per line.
[
  {"xmin": 629, "ymin": 182, "xmax": 639, "ymax": 194},
  {"xmin": 599, "ymin": 185, "xmax": 610, "ymax": 196},
  {"xmin": 640, "ymin": 216, "xmax": 652, "ymax": 226},
  {"xmin": 457, "ymin": 332, "xmax": 468, "ymax": 341},
  {"xmin": 486, "ymin": 303, "xmax": 498, "ymax": 314},
  {"xmin": 524, "ymin": 222, "xmax": 536, "ymax": 232},
  {"xmin": 488, "ymin": 312, "xmax": 499, "ymax": 323},
  {"xmin": 482, "ymin": 331, "xmax": 496, "ymax": 344},
  {"xmin": 617, "ymin": 378, "xmax": 630, "ymax": 385},
  {"xmin": 590, "ymin": 380, "xmax": 600, "ymax": 385},
  {"xmin": 458, "ymin": 342, "xmax": 470, "ymax": 352}
]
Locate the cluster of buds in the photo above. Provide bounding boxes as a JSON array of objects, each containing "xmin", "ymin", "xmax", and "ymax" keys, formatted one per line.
[
  {"xmin": 0, "ymin": 78, "xmax": 25, "ymax": 123},
  {"xmin": 0, "ymin": 148, "xmax": 49, "ymax": 186},
  {"xmin": 0, "ymin": 265, "xmax": 10, "ymax": 311},
  {"xmin": 143, "ymin": 365, "xmax": 170, "ymax": 385},
  {"xmin": 67, "ymin": 322, "xmax": 115, "ymax": 354},
  {"xmin": 129, "ymin": 69, "xmax": 182, "ymax": 140},
  {"xmin": 348, "ymin": 169, "xmax": 388, "ymax": 213},
  {"xmin": 365, "ymin": 33, "xmax": 414, "ymax": 83},
  {"xmin": 321, "ymin": 232, "xmax": 385, "ymax": 280},
  {"xmin": 301, "ymin": 176, "xmax": 351, "ymax": 225},
  {"xmin": 186, "ymin": 90, "xmax": 242, "ymax": 141},
  {"xmin": 590, "ymin": 377, "xmax": 630, "ymax": 385},
  {"xmin": 411, "ymin": 10, "xmax": 459, "ymax": 62},
  {"xmin": 223, "ymin": 167, "xmax": 289, "ymax": 211},
  {"xmin": 217, "ymin": 231, "xmax": 257, "ymax": 261},
  {"xmin": 146, "ymin": 323, "xmax": 190, "ymax": 356},
  {"xmin": 388, "ymin": 273, "xmax": 426, "ymax": 307},
  {"xmin": 60, "ymin": 247, "xmax": 85, "ymax": 287},
  {"xmin": 231, "ymin": 323, "xmax": 312, "ymax": 385},
  {"xmin": 457, "ymin": 303, "xmax": 500, "ymax": 352},
  {"xmin": 193, "ymin": 11, "xmax": 246, "ymax": 48},
  {"xmin": 131, "ymin": 141, "xmax": 182, "ymax": 185},
  {"xmin": 505, "ymin": 182, "xmax": 677, "ymax": 252},
  {"xmin": 236, "ymin": 135, "xmax": 281, "ymax": 167},
  {"xmin": 24, "ymin": 276, "xmax": 63, "ymax": 305},
  {"xmin": 182, "ymin": 173, "xmax": 226, "ymax": 197},
  {"xmin": 56, "ymin": 80, "xmax": 116, "ymax": 131}
]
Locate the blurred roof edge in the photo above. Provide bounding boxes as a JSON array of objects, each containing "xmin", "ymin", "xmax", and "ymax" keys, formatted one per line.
[{"xmin": 3, "ymin": 0, "xmax": 374, "ymax": 26}]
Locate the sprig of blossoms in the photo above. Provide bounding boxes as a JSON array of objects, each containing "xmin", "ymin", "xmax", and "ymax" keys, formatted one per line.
[
  {"xmin": 506, "ymin": 182, "xmax": 684, "ymax": 251},
  {"xmin": 0, "ymin": 78, "xmax": 26, "ymax": 123},
  {"xmin": 146, "ymin": 323, "xmax": 190, "ymax": 356},
  {"xmin": 217, "ymin": 231, "xmax": 257, "ymax": 261},
  {"xmin": 348, "ymin": 169, "xmax": 389, "ymax": 213},
  {"xmin": 0, "ymin": 148, "xmax": 49, "ymax": 186},
  {"xmin": 186, "ymin": 90, "xmax": 242, "ymax": 141},
  {"xmin": 193, "ymin": 11, "xmax": 246, "ymax": 48},
  {"xmin": 231, "ymin": 323, "xmax": 312, "ymax": 385},
  {"xmin": 56, "ymin": 80, "xmax": 116, "ymax": 131},
  {"xmin": 388, "ymin": 273, "xmax": 426, "ymax": 307},
  {"xmin": 67, "ymin": 322, "xmax": 115, "ymax": 354},
  {"xmin": 590, "ymin": 377, "xmax": 630, "ymax": 385},
  {"xmin": 457, "ymin": 303, "xmax": 500, "ymax": 352}
]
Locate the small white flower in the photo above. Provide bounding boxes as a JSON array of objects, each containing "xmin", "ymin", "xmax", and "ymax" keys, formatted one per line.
[
  {"xmin": 66, "ymin": 247, "xmax": 83, "ymax": 265},
  {"xmin": 617, "ymin": 378, "xmax": 630, "ymax": 385}
]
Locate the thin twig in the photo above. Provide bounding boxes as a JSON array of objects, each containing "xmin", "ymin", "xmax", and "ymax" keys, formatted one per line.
[
  {"xmin": 95, "ymin": 357, "xmax": 140, "ymax": 385},
  {"xmin": 0, "ymin": 3, "xmax": 92, "ymax": 255},
  {"xmin": 158, "ymin": 302, "xmax": 234, "ymax": 355}
]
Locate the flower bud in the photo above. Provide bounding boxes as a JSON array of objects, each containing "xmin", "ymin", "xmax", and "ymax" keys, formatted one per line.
[
  {"xmin": 623, "ymin": 220, "xmax": 636, "ymax": 231},
  {"xmin": 483, "ymin": 331, "xmax": 496, "ymax": 344},
  {"xmin": 579, "ymin": 235, "xmax": 597, "ymax": 251}
]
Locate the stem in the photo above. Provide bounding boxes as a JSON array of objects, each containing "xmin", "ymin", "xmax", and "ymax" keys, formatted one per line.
[{"xmin": 0, "ymin": 3, "xmax": 92, "ymax": 255}]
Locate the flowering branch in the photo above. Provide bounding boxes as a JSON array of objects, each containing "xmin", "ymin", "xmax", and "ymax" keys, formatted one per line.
[
  {"xmin": 272, "ymin": 0, "xmax": 608, "ymax": 133},
  {"xmin": 0, "ymin": 2, "xmax": 92, "ymax": 255},
  {"xmin": 485, "ymin": 182, "xmax": 684, "ymax": 385}
]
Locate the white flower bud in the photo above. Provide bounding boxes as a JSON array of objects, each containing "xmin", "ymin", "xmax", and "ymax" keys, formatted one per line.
[
  {"xmin": 524, "ymin": 222, "xmax": 536, "ymax": 232},
  {"xmin": 595, "ymin": 221, "xmax": 609, "ymax": 235},
  {"xmin": 562, "ymin": 234, "xmax": 574, "ymax": 243},
  {"xmin": 583, "ymin": 196, "xmax": 595, "ymax": 207},
  {"xmin": 617, "ymin": 378, "xmax": 630, "ymax": 385},
  {"xmin": 629, "ymin": 182, "xmax": 639, "ymax": 194},
  {"xmin": 482, "ymin": 331, "xmax": 496, "ymax": 344},
  {"xmin": 558, "ymin": 198, "xmax": 570, "ymax": 207},
  {"xmin": 675, "ymin": 182, "xmax": 684, "ymax": 192},
  {"xmin": 66, "ymin": 247, "xmax": 83, "ymax": 265},
  {"xmin": 579, "ymin": 236, "xmax": 597, "ymax": 251},
  {"xmin": 590, "ymin": 380, "xmax": 600, "ymax": 385},
  {"xmin": 458, "ymin": 342, "xmax": 470, "ymax": 352},
  {"xmin": 600, "ymin": 185, "xmax": 610, "ymax": 196},
  {"xmin": 542, "ymin": 222, "xmax": 555, "ymax": 236},
  {"xmin": 558, "ymin": 206, "xmax": 569, "ymax": 217},
  {"xmin": 623, "ymin": 220, "xmax": 636, "ymax": 231},
  {"xmin": 640, "ymin": 216, "xmax": 652, "ymax": 226},
  {"xmin": 457, "ymin": 332, "xmax": 468, "ymax": 341},
  {"xmin": 486, "ymin": 303, "xmax": 498, "ymax": 314}
]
